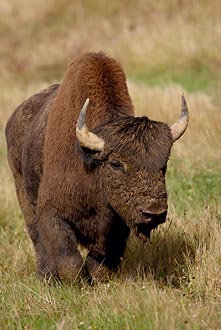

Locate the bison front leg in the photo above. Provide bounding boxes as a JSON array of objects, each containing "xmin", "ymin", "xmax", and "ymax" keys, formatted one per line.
[
  {"xmin": 85, "ymin": 215, "xmax": 130, "ymax": 282},
  {"xmin": 37, "ymin": 214, "xmax": 83, "ymax": 282}
]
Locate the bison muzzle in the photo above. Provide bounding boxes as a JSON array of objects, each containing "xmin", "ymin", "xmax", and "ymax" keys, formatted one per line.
[{"xmin": 5, "ymin": 52, "xmax": 189, "ymax": 282}]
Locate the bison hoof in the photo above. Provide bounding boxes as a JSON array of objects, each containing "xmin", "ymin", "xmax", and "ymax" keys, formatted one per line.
[
  {"xmin": 38, "ymin": 255, "xmax": 83, "ymax": 283},
  {"xmin": 86, "ymin": 255, "xmax": 113, "ymax": 283}
]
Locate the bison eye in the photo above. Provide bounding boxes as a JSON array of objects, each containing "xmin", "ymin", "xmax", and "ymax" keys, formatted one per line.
[{"xmin": 109, "ymin": 160, "xmax": 124, "ymax": 172}]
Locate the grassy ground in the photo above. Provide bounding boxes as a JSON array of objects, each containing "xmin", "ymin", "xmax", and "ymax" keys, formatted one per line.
[{"xmin": 0, "ymin": 1, "xmax": 221, "ymax": 329}]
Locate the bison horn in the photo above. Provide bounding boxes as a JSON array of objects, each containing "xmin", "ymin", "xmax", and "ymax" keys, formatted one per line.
[
  {"xmin": 76, "ymin": 98, "xmax": 105, "ymax": 151},
  {"xmin": 170, "ymin": 94, "xmax": 189, "ymax": 142}
]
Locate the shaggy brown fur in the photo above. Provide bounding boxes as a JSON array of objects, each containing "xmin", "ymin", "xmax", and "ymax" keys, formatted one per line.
[{"xmin": 5, "ymin": 52, "xmax": 173, "ymax": 282}]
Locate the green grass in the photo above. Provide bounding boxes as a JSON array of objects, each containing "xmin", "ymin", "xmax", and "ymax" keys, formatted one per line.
[
  {"xmin": 1, "ymin": 272, "xmax": 221, "ymax": 330},
  {"xmin": 129, "ymin": 64, "xmax": 220, "ymax": 92},
  {"xmin": 167, "ymin": 159, "xmax": 221, "ymax": 214}
]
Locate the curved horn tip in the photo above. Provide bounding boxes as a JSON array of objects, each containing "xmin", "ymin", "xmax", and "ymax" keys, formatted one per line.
[
  {"xmin": 84, "ymin": 98, "xmax": 90, "ymax": 108},
  {"xmin": 81, "ymin": 98, "xmax": 90, "ymax": 114},
  {"xmin": 181, "ymin": 94, "xmax": 188, "ymax": 115},
  {"xmin": 170, "ymin": 95, "xmax": 189, "ymax": 142},
  {"xmin": 77, "ymin": 98, "xmax": 90, "ymax": 130}
]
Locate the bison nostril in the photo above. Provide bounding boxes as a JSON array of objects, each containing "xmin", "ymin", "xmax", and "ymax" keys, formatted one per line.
[
  {"xmin": 141, "ymin": 211, "xmax": 153, "ymax": 218},
  {"xmin": 135, "ymin": 209, "xmax": 167, "ymax": 225}
]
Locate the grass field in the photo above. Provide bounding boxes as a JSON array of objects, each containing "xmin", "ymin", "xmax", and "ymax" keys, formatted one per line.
[{"xmin": 0, "ymin": 1, "xmax": 221, "ymax": 329}]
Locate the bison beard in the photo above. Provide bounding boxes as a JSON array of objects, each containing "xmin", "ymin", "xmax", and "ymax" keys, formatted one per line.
[{"xmin": 5, "ymin": 52, "xmax": 188, "ymax": 282}]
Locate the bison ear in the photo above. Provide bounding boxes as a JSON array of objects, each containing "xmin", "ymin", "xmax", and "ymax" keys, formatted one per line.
[{"xmin": 76, "ymin": 143, "xmax": 106, "ymax": 170}]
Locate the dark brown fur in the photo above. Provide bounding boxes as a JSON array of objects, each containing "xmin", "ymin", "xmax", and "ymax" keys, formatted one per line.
[{"xmin": 5, "ymin": 52, "xmax": 173, "ymax": 282}]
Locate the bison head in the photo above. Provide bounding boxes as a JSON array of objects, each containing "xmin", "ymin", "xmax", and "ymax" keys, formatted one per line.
[{"xmin": 76, "ymin": 97, "xmax": 188, "ymax": 239}]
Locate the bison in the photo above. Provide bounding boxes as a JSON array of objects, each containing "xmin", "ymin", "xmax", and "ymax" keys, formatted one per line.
[{"xmin": 5, "ymin": 52, "xmax": 189, "ymax": 282}]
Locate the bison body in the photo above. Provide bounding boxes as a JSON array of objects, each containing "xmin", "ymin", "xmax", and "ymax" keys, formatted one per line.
[{"xmin": 5, "ymin": 52, "xmax": 188, "ymax": 281}]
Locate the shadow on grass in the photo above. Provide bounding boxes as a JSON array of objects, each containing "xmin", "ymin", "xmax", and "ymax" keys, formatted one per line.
[{"xmin": 120, "ymin": 224, "xmax": 200, "ymax": 288}]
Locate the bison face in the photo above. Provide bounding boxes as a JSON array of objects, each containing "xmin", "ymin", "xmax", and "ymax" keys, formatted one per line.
[
  {"xmin": 98, "ymin": 115, "xmax": 173, "ymax": 239},
  {"xmin": 76, "ymin": 97, "xmax": 188, "ymax": 239},
  {"xmin": 77, "ymin": 115, "xmax": 173, "ymax": 238}
]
